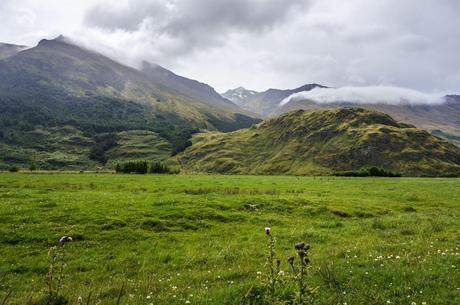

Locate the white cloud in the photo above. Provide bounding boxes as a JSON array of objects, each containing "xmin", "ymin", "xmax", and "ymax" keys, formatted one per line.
[
  {"xmin": 280, "ymin": 86, "xmax": 446, "ymax": 106},
  {"xmin": 1, "ymin": 0, "xmax": 460, "ymax": 93}
]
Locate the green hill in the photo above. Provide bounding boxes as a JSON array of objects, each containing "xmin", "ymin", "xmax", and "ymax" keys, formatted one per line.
[
  {"xmin": 280, "ymin": 95, "xmax": 460, "ymax": 147},
  {"xmin": 177, "ymin": 108, "xmax": 460, "ymax": 176},
  {"xmin": 223, "ymin": 84, "xmax": 460, "ymax": 147},
  {"xmin": 0, "ymin": 36, "xmax": 259, "ymax": 169}
]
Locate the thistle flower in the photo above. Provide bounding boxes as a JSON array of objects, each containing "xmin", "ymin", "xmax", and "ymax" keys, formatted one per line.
[
  {"xmin": 295, "ymin": 242, "xmax": 305, "ymax": 250},
  {"xmin": 265, "ymin": 227, "xmax": 271, "ymax": 235},
  {"xmin": 59, "ymin": 236, "xmax": 73, "ymax": 244}
]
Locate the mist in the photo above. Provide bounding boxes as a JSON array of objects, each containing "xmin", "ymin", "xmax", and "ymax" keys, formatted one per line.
[{"xmin": 280, "ymin": 86, "xmax": 446, "ymax": 106}]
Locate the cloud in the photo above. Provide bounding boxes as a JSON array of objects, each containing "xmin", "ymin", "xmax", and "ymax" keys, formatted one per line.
[
  {"xmin": 1, "ymin": 0, "xmax": 460, "ymax": 92},
  {"xmin": 281, "ymin": 86, "xmax": 446, "ymax": 106},
  {"xmin": 83, "ymin": 0, "xmax": 309, "ymax": 56}
]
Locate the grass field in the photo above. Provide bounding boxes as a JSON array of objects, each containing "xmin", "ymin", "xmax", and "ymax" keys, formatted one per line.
[{"xmin": 0, "ymin": 173, "xmax": 459, "ymax": 304}]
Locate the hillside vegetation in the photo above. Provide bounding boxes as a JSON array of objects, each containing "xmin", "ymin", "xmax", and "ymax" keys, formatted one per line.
[
  {"xmin": 0, "ymin": 36, "xmax": 259, "ymax": 169},
  {"xmin": 178, "ymin": 108, "xmax": 460, "ymax": 176},
  {"xmin": 280, "ymin": 95, "xmax": 460, "ymax": 147},
  {"xmin": 223, "ymin": 84, "xmax": 460, "ymax": 147}
]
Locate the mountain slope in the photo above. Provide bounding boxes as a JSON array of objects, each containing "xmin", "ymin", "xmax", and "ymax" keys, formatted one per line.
[
  {"xmin": 223, "ymin": 84, "xmax": 327, "ymax": 116},
  {"xmin": 0, "ymin": 36, "xmax": 260, "ymax": 169},
  {"xmin": 141, "ymin": 62, "xmax": 244, "ymax": 111},
  {"xmin": 279, "ymin": 95, "xmax": 460, "ymax": 146},
  {"xmin": 178, "ymin": 108, "xmax": 460, "ymax": 176},
  {"xmin": 0, "ymin": 43, "xmax": 27, "ymax": 60}
]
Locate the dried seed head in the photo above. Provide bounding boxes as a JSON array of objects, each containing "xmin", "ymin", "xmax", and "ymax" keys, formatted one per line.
[
  {"xmin": 288, "ymin": 256, "xmax": 295, "ymax": 264},
  {"xmin": 297, "ymin": 250, "xmax": 306, "ymax": 258},
  {"xmin": 295, "ymin": 242, "xmax": 305, "ymax": 250},
  {"xmin": 59, "ymin": 236, "xmax": 73, "ymax": 244},
  {"xmin": 265, "ymin": 227, "xmax": 271, "ymax": 236}
]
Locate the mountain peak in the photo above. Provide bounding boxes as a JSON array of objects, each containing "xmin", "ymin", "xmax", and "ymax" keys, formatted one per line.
[
  {"xmin": 38, "ymin": 35, "xmax": 71, "ymax": 47},
  {"xmin": 221, "ymin": 87, "xmax": 259, "ymax": 106}
]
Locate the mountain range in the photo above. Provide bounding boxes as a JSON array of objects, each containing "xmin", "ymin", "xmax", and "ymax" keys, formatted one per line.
[
  {"xmin": 222, "ymin": 84, "xmax": 327, "ymax": 116},
  {"xmin": 0, "ymin": 36, "xmax": 259, "ymax": 169},
  {"xmin": 0, "ymin": 35, "xmax": 459, "ymax": 176},
  {"xmin": 222, "ymin": 86, "xmax": 460, "ymax": 146}
]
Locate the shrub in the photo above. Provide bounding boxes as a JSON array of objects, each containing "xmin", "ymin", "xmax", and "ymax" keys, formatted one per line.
[
  {"xmin": 334, "ymin": 167, "xmax": 401, "ymax": 177},
  {"xmin": 115, "ymin": 161, "xmax": 148, "ymax": 174},
  {"xmin": 149, "ymin": 162, "xmax": 172, "ymax": 174},
  {"xmin": 8, "ymin": 166, "xmax": 19, "ymax": 172},
  {"xmin": 89, "ymin": 133, "xmax": 118, "ymax": 164},
  {"xmin": 115, "ymin": 161, "xmax": 179, "ymax": 174},
  {"xmin": 29, "ymin": 162, "xmax": 37, "ymax": 171}
]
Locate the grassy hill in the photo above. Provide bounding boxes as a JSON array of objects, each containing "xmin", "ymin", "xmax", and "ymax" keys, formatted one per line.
[
  {"xmin": 280, "ymin": 95, "xmax": 460, "ymax": 147},
  {"xmin": 0, "ymin": 36, "xmax": 260, "ymax": 169},
  {"xmin": 223, "ymin": 83, "xmax": 460, "ymax": 147},
  {"xmin": 178, "ymin": 108, "xmax": 460, "ymax": 176}
]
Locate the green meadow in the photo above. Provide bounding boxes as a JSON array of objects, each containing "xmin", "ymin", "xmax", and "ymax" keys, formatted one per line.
[{"xmin": 0, "ymin": 173, "xmax": 459, "ymax": 304}]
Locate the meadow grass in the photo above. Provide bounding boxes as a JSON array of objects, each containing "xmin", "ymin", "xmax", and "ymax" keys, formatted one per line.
[{"xmin": 0, "ymin": 173, "xmax": 459, "ymax": 304}]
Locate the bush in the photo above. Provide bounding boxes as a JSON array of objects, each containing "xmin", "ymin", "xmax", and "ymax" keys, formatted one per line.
[
  {"xmin": 8, "ymin": 166, "xmax": 19, "ymax": 172},
  {"xmin": 29, "ymin": 162, "xmax": 37, "ymax": 171},
  {"xmin": 149, "ymin": 162, "xmax": 171, "ymax": 174},
  {"xmin": 115, "ymin": 161, "xmax": 148, "ymax": 174},
  {"xmin": 334, "ymin": 167, "xmax": 401, "ymax": 177},
  {"xmin": 115, "ymin": 161, "xmax": 179, "ymax": 174},
  {"xmin": 89, "ymin": 133, "xmax": 118, "ymax": 164}
]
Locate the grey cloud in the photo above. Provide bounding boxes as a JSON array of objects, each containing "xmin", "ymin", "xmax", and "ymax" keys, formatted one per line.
[
  {"xmin": 85, "ymin": 1, "xmax": 168, "ymax": 31},
  {"xmin": 1, "ymin": 0, "xmax": 460, "ymax": 93},
  {"xmin": 84, "ymin": 0, "xmax": 310, "ymax": 54}
]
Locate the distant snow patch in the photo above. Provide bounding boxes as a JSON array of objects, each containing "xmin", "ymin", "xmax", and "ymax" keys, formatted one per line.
[{"xmin": 280, "ymin": 86, "xmax": 446, "ymax": 106}]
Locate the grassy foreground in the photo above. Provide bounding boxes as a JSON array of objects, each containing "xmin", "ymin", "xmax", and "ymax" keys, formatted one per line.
[{"xmin": 0, "ymin": 173, "xmax": 459, "ymax": 304}]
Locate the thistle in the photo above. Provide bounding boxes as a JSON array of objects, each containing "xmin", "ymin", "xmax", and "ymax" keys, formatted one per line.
[
  {"xmin": 294, "ymin": 241, "xmax": 312, "ymax": 304},
  {"xmin": 265, "ymin": 227, "xmax": 276, "ymax": 300}
]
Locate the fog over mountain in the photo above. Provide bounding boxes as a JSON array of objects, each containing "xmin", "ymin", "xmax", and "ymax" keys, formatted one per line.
[
  {"xmin": 281, "ymin": 86, "xmax": 446, "ymax": 106},
  {"xmin": 1, "ymin": 0, "xmax": 460, "ymax": 92}
]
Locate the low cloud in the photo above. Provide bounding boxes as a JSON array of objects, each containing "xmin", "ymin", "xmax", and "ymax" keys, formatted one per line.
[{"xmin": 280, "ymin": 86, "xmax": 446, "ymax": 106}]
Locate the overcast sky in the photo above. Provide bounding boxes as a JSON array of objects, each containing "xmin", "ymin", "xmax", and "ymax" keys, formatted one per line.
[{"xmin": 1, "ymin": 0, "xmax": 460, "ymax": 93}]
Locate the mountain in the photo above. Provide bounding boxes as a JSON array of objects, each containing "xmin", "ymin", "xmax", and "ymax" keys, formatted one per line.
[
  {"xmin": 0, "ymin": 43, "xmax": 27, "ymax": 60},
  {"xmin": 221, "ymin": 87, "xmax": 259, "ymax": 106},
  {"xmin": 223, "ymin": 82, "xmax": 460, "ymax": 146},
  {"xmin": 222, "ymin": 84, "xmax": 327, "ymax": 116},
  {"xmin": 141, "ymin": 62, "xmax": 244, "ymax": 111},
  {"xmin": 279, "ymin": 94, "xmax": 460, "ymax": 146},
  {"xmin": 0, "ymin": 36, "xmax": 260, "ymax": 169},
  {"xmin": 177, "ymin": 108, "xmax": 460, "ymax": 176}
]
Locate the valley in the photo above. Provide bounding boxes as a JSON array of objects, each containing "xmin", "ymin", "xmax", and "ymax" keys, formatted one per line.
[{"xmin": 0, "ymin": 173, "xmax": 459, "ymax": 304}]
